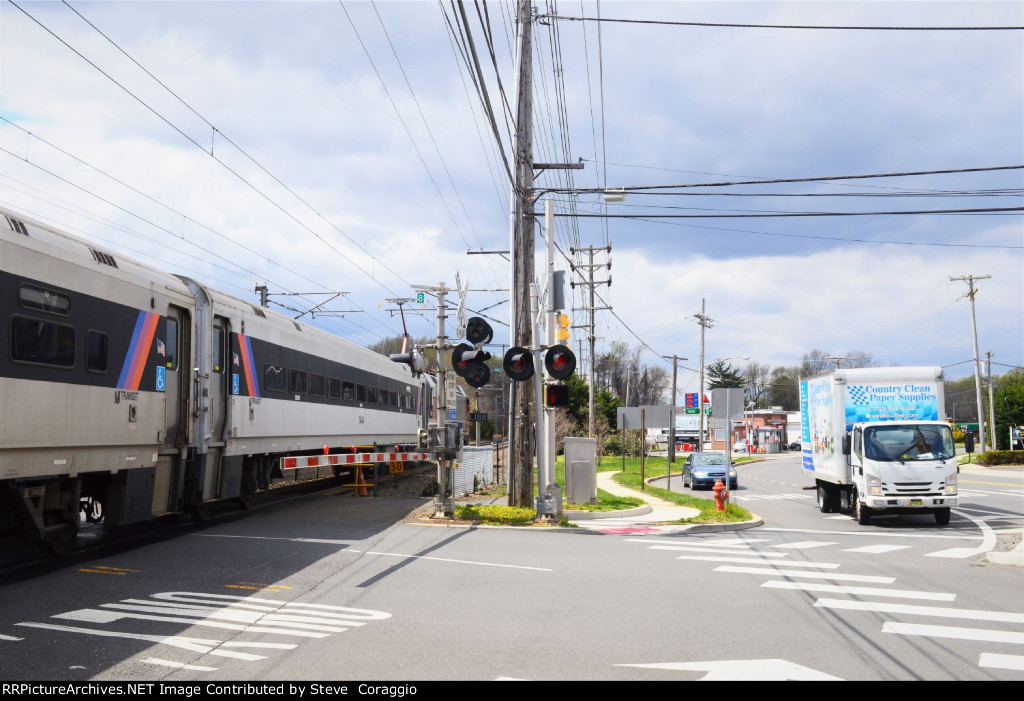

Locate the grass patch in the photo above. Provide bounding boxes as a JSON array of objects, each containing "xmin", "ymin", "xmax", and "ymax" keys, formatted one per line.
[
  {"xmin": 565, "ymin": 489, "xmax": 644, "ymax": 512},
  {"xmin": 594, "ymin": 454, "xmax": 753, "ymax": 524}
]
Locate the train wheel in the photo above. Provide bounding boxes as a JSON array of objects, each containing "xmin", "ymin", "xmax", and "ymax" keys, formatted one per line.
[
  {"xmin": 81, "ymin": 497, "xmax": 104, "ymax": 524},
  {"xmin": 44, "ymin": 521, "xmax": 78, "ymax": 557},
  {"xmin": 191, "ymin": 503, "xmax": 213, "ymax": 522}
]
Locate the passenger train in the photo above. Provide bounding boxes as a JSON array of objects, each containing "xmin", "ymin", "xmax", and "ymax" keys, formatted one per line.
[{"xmin": 0, "ymin": 206, "xmax": 463, "ymax": 556}]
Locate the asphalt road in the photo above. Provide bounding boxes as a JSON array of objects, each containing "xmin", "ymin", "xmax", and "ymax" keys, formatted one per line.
[{"xmin": 1, "ymin": 455, "xmax": 1022, "ymax": 681}]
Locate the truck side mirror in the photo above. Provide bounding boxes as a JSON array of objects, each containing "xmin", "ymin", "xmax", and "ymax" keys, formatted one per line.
[
  {"xmin": 842, "ymin": 434, "xmax": 851, "ymax": 456},
  {"xmin": 965, "ymin": 432, "xmax": 975, "ymax": 453}
]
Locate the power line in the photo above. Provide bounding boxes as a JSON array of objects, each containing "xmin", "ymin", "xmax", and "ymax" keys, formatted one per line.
[
  {"xmin": 561, "ymin": 206, "xmax": 1024, "ymax": 219},
  {"xmin": 543, "ymin": 164, "xmax": 1024, "ymax": 194},
  {"xmin": 537, "ymin": 13, "xmax": 1024, "ymax": 31}
]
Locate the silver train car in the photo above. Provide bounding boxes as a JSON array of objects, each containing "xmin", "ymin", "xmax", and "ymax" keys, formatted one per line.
[{"xmin": 1, "ymin": 207, "xmax": 460, "ymax": 555}]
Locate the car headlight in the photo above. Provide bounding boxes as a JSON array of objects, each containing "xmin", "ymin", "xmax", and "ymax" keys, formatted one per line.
[
  {"xmin": 693, "ymin": 470, "xmax": 707, "ymax": 478},
  {"xmin": 945, "ymin": 473, "xmax": 957, "ymax": 495},
  {"xmin": 729, "ymin": 469, "xmax": 737, "ymax": 477}
]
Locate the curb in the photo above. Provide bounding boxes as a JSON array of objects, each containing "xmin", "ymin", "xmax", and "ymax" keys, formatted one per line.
[{"xmin": 563, "ymin": 505, "xmax": 653, "ymax": 520}]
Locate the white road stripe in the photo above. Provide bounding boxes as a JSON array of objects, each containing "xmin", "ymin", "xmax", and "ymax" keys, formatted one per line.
[
  {"xmin": 772, "ymin": 541, "xmax": 838, "ymax": 550},
  {"xmin": 624, "ymin": 537, "xmax": 774, "ymax": 547},
  {"xmin": 883, "ymin": 622, "xmax": 1024, "ymax": 645},
  {"xmin": 979, "ymin": 653, "xmax": 1024, "ymax": 671},
  {"xmin": 843, "ymin": 544, "xmax": 911, "ymax": 554},
  {"xmin": 759, "ymin": 527, "xmax": 980, "ymax": 542},
  {"xmin": 220, "ymin": 641, "xmax": 296, "ymax": 650},
  {"xmin": 677, "ymin": 555, "xmax": 839, "ymax": 568},
  {"xmin": 0, "ymin": 634, "xmax": 23, "ymax": 641},
  {"xmin": 55, "ymin": 608, "xmax": 333, "ymax": 637},
  {"xmin": 925, "ymin": 509, "xmax": 997, "ymax": 558},
  {"xmin": 715, "ymin": 566, "xmax": 894, "ymax": 583},
  {"xmin": 15, "ymin": 622, "xmax": 263, "ymax": 658},
  {"xmin": 650, "ymin": 545, "xmax": 787, "ymax": 557},
  {"xmin": 814, "ymin": 598, "xmax": 1024, "ymax": 624},
  {"xmin": 365, "ymin": 551, "xmax": 552, "ymax": 571},
  {"xmin": 142, "ymin": 658, "xmax": 217, "ymax": 672},
  {"xmin": 763, "ymin": 581, "xmax": 955, "ymax": 601}
]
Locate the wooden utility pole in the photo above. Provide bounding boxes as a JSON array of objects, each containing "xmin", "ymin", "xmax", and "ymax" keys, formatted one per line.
[
  {"xmin": 508, "ymin": 0, "xmax": 535, "ymax": 508},
  {"xmin": 694, "ymin": 299, "xmax": 715, "ymax": 452},
  {"xmin": 951, "ymin": 274, "xmax": 991, "ymax": 452},
  {"xmin": 570, "ymin": 244, "xmax": 611, "ymax": 437}
]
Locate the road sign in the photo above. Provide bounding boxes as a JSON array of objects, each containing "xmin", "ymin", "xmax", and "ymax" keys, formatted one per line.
[
  {"xmin": 445, "ymin": 370, "xmax": 457, "ymax": 407},
  {"xmin": 684, "ymin": 408, "xmax": 700, "ymax": 415},
  {"xmin": 469, "ymin": 412, "xmax": 488, "ymax": 421}
]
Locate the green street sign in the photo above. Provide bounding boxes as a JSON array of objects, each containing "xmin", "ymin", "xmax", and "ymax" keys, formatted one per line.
[{"xmin": 684, "ymin": 408, "xmax": 700, "ymax": 415}]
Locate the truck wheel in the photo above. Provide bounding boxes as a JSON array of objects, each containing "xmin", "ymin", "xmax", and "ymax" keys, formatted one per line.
[
  {"xmin": 934, "ymin": 508, "xmax": 951, "ymax": 526},
  {"xmin": 817, "ymin": 485, "xmax": 834, "ymax": 513},
  {"xmin": 854, "ymin": 491, "xmax": 872, "ymax": 525}
]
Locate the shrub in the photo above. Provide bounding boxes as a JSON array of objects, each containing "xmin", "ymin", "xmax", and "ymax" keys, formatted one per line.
[
  {"xmin": 455, "ymin": 504, "xmax": 535, "ymax": 525},
  {"xmin": 952, "ymin": 428, "xmax": 965, "ymax": 443},
  {"xmin": 977, "ymin": 450, "xmax": 1024, "ymax": 466}
]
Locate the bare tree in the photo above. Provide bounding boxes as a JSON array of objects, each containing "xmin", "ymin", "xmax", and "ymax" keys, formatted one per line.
[{"xmin": 744, "ymin": 361, "xmax": 772, "ymax": 407}]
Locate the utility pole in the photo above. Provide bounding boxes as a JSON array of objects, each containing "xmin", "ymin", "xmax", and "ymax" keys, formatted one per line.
[
  {"xmin": 951, "ymin": 274, "xmax": 991, "ymax": 451},
  {"xmin": 662, "ymin": 354, "xmax": 687, "ymax": 488},
  {"xmin": 986, "ymin": 350, "xmax": 996, "ymax": 449},
  {"xmin": 694, "ymin": 299, "xmax": 715, "ymax": 452},
  {"xmin": 570, "ymin": 243, "xmax": 611, "ymax": 437},
  {"xmin": 826, "ymin": 355, "xmax": 845, "ymax": 369},
  {"xmin": 507, "ymin": 0, "xmax": 535, "ymax": 508}
]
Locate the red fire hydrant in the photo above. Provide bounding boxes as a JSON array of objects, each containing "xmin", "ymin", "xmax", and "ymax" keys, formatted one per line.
[{"xmin": 713, "ymin": 479, "xmax": 729, "ymax": 513}]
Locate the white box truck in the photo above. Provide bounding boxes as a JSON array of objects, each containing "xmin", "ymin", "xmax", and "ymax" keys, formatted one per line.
[{"xmin": 799, "ymin": 366, "xmax": 959, "ymax": 526}]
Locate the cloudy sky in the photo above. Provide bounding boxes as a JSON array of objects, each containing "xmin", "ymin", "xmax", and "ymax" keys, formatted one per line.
[{"xmin": 2, "ymin": 0, "xmax": 1021, "ymax": 397}]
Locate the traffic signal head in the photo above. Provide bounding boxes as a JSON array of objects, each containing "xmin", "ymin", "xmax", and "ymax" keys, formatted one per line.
[
  {"xmin": 503, "ymin": 346, "xmax": 534, "ymax": 381},
  {"xmin": 546, "ymin": 384, "xmax": 570, "ymax": 407},
  {"xmin": 465, "ymin": 316, "xmax": 493, "ymax": 345},
  {"xmin": 544, "ymin": 345, "xmax": 576, "ymax": 380}
]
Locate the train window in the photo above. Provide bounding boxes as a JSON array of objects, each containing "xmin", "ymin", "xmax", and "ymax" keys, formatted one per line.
[
  {"xmin": 356, "ymin": 384, "xmax": 366, "ymax": 402},
  {"xmin": 389, "ymin": 390, "xmax": 398, "ymax": 407},
  {"xmin": 288, "ymin": 369, "xmax": 307, "ymax": 394},
  {"xmin": 11, "ymin": 316, "xmax": 75, "ymax": 367},
  {"xmin": 264, "ymin": 364, "xmax": 286, "ymax": 392},
  {"xmin": 342, "ymin": 381, "xmax": 355, "ymax": 401},
  {"xmin": 328, "ymin": 377, "xmax": 341, "ymax": 399},
  {"xmin": 309, "ymin": 373, "xmax": 325, "ymax": 397},
  {"xmin": 87, "ymin": 330, "xmax": 108, "ymax": 373},
  {"xmin": 367, "ymin": 386, "xmax": 378, "ymax": 404},
  {"xmin": 212, "ymin": 327, "xmax": 224, "ymax": 373},
  {"xmin": 164, "ymin": 318, "xmax": 178, "ymax": 370},
  {"xmin": 18, "ymin": 284, "xmax": 70, "ymax": 316}
]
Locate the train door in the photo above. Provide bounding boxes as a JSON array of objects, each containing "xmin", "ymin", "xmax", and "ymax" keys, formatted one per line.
[
  {"xmin": 152, "ymin": 304, "xmax": 189, "ymax": 515},
  {"xmin": 200, "ymin": 316, "xmax": 229, "ymax": 502}
]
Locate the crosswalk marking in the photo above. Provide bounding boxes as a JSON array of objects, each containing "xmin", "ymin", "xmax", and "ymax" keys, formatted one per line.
[
  {"xmin": 676, "ymin": 555, "xmax": 839, "ymax": 568},
  {"xmin": 142, "ymin": 657, "xmax": 217, "ymax": 671},
  {"xmin": 762, "ymin": 581, "xmax": 956, "ymax": 601},
  {"xmin": 813, "ymin": 598, "xmax": 1024, "ymax": 624},
  {"xmin": 651, "ymin": 545, "xmax": 788, "ymax": 557},
  {"xmin": 734, "ymin": 494, "xmax": 813, "ymax": 502},
  {"xmin": 843, "ymin": 544, "xmax": 911, "ymax": 554},
  {"xmin": 883, "ymin": 622, "xmax": 1024, "ymax": 645},
  {"xmin": 624, "ymin": 537, "xmax": 774, "ymax": 547},
  {"xmin": 979, "ymin": 653, "xmax": 1024, "ymax": 671},
  {"xmin": 772, "ymin": 541, "xmax": 838, "ymax": 550},
  {"xmin": 715, "ymin": 566, "xmax": 895, "ymax": 583}
]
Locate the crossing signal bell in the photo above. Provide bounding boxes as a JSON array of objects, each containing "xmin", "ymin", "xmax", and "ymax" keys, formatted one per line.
[
  {"xmin": 544, "ymin": 345, "xmax": 576, "ymax": 380},
  {"xmin": 502, "ymin": 347, "xmax": 534, "ymax": 381},
  {"xmin": 546, "ymin": 384, "xmax": 570, "ymax": 407}
]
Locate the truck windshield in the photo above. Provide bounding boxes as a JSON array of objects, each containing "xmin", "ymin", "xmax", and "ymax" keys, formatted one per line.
[{"xmin": 864, "ymin": 425, "xmax": 955, "ymax": 462}]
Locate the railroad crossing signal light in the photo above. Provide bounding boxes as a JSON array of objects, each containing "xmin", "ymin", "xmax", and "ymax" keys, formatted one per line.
[
  {"xmin": 463, "ymin": 362, "xmax": 491, "ymax": 389},
  {"xmin": 389, "ymin": 349, "xmax": 426, "ymax": 374},
  {"xmin": 503, "ymin": 346, "xmax": 534, "ymax": 381},
  {"xmin": 452, "ymin": 343, "xmax": 491, "ymax": 378},
  {"xmin": 544, "ymin": 345, "xmax": 576, "ymax": 380},
  {"xmin": 465, "ymin": 316, "xmax": 493, "ymax": 345},
  {"xmin": 555, "ymin": 313, "xmax": 570, "ymax": 343},
  {"xmin": 546, "ymin": 384, "xmax": 570, "ymax": 407}
]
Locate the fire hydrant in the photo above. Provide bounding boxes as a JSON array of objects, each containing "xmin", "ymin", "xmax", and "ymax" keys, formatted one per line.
[{"xmin": 713, "ymin": 479, "xmax": 729, "ymax": 513}]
